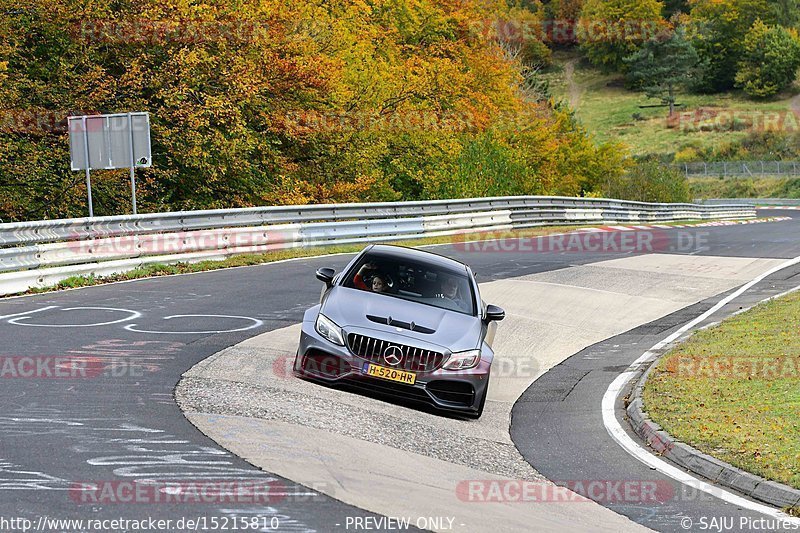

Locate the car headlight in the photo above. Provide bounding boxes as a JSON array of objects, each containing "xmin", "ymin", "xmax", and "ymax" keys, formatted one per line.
[
  {"xmin": 442, "ymin": 349, "xmax": 481, "ymax": 371},
  {"xmin": 315, "ymin": 313, "xmax": 345, "ymax": 346}
]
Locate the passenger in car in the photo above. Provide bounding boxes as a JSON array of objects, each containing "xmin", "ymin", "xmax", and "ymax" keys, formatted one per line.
[
  {"xmin": 353, "ymin": 262, "xmax": 389, "ymax": 293},
  {"xmin": 370, "ymin": 274, "xmax": 389, "ymax": 293}
]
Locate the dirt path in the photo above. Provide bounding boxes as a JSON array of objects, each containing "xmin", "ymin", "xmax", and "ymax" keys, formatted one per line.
[
  {"xmin": 790, "ymin": 91, "xmax": 800, "ymax": 117},
  {"xmin": 565, "ymin": 57, "xmax": 581, "ymax": 108}
]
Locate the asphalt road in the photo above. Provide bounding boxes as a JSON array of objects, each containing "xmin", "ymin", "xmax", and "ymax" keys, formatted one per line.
[{"xmin": 0, "ymin": 210, "xmax": 797, "ymax": 532}]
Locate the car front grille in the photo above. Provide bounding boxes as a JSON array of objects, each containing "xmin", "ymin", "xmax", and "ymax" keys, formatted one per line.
[{"xmin": 347, "ymin": 333, "xmax": 445, "ymax": 372}]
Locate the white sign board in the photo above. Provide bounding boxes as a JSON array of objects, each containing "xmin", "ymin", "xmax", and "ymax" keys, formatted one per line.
[
  {"xmin": 68, "ymin": 112, "xmax": 151, "ymax": 171},
  {"xmin": 67, "ymin": 112, "xmax": 152, "ymax": 216}
]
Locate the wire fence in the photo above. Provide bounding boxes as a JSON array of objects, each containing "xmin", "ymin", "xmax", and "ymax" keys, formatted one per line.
[
  {"xmin": 699, "ymin": 198, "xmax": 800, "ymax": 206},
  {"xmin": 675, "ymin": 161, "xmax": 800, "ymax": 178}
]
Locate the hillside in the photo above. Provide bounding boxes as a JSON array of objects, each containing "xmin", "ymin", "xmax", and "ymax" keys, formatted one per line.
[{"xmin": 544, "ymin": 52, "xmax": 800, "ymax": 159}]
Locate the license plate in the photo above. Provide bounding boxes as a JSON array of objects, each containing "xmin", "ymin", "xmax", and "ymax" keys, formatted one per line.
[{"xmin": 362, "ymin": 363, "xmax": 416, "ymax": 385}]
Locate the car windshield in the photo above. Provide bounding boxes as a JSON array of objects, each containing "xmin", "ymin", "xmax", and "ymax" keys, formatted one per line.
[{"xmin": 343, "ymin": 252, "xmax": 477, "ymax": 316}]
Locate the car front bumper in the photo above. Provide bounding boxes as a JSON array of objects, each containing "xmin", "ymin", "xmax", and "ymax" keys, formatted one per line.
[{"xmin": 293, "ymin": 319, "xmax": 490, "ymax": 415}]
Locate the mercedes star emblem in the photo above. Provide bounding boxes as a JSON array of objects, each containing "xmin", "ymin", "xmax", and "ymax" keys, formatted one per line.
[{"xmin": 382, "ymin": 345, "xmax": 403, "ymax": 366}]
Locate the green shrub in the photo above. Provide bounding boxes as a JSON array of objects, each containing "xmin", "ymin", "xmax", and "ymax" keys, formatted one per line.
[
  {"xmin": 603, "ymin": 157, "xmax": 691, "ymax": 202},
  {"xmin": 679, "ymin": 131, "xmax": 800, "ymax": 162},
  {"xmin": 520, "ymin": 39, "xmax": 553, "ymax": 69},
  {"xmin": 735, "ymin": 20, "xmax": 800, "ymax": 98},
  {"xmin": 689, "ymin": 0, "xmax": 774, "ymax": 92},
  {"xmin": 777, "ymin": 178, "xmax": 800, "ymax": 198}
]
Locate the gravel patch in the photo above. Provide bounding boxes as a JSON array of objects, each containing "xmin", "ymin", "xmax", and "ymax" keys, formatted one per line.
[{"xmin": 177, "ymin": 376, "xmax": 542, "ymax": 481}]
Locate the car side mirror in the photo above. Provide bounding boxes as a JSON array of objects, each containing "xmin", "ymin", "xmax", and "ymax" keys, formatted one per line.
[
  {"xmin": 316, "ymin": 267, "xmax": 335, "ymax": 287},
  {"xmin": 485, "ymin": 304, "xmax": 505, "ymax": 322}
]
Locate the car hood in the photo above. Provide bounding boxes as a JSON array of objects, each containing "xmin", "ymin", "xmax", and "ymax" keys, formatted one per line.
[{"xmin": 321, "ymin": 286, "xmax": 482, "ymax": 352}]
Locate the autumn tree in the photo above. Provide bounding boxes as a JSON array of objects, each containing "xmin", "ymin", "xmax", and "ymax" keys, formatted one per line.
[
  {"xmin": 735, "ymin": 20, "xmax": 800, "ymax": 98},
  {"xmin": 577, "ymin": 0, "xmax": 666, "ymax": 71},
  {"xmin": 0, "ymin": 0, "xmax": 630, "ymax": 221},
  {"xmin": 770, "ymin": 0, "xmax": 800, "ymax": 27},
  {"xmin": 689, "ymin": 0, "xmax": 774, "ymax": 92},
  {"xmin": 544, "ymin": 0, "xmax": 585, "ymax": 24},
  {"xmin": 624, "ymin": 26, "xmax": 703, "ymax": 116},
  {"xmin": 663, "ymin": 0, "xmax": 689, "ymax": 17}
]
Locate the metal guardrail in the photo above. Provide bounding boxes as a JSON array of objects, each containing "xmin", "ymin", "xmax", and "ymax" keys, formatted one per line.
[{"xmin": 0, "ymin": 196, "xmax": 755, "ymax": 297}]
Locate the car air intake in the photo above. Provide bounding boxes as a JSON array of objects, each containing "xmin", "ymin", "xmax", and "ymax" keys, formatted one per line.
[
  {"xmin": 347, "ymin": 333, "xmax": 445, "ymax": 372},
  {"xmin": 301, "ymin": 350, "xmax": 351, "ymax": 378},
  {"xmin": 426, "ymin": 380, "xmax": 475, "ymax": 406}
]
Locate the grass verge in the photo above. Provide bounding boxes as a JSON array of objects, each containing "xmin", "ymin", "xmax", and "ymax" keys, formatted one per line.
[
  {"xmin": 644, "ymin": 290, "xmax": 800, "ymax": 495},
  {"xmin": 18, "ymin": 219, "xmax": 737, "ymax": 297}
]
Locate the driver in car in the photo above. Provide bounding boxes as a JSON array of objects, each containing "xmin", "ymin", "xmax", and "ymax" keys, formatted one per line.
[
  {"xmin": 441, "ymin": 276, "xmax": 458, "ymax": 299},
  {"xmin": 437, "ymin": 275, "xmax": 465, "ymax": 309}
]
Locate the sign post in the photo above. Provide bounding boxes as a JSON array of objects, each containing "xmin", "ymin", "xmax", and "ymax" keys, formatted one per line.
[
  {"xmin": 68, "ymin": 112, "xmax": 152, "ymax": 217},
  {"xmin": 127, "ymin": 112, "xmax": 137, "ymax": 214},
  {"xmin": 81, "ymin": 116, "xmax": 93, "ymax": 218}
]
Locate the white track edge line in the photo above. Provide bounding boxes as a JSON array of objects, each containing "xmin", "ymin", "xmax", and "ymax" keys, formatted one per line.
[{"xmin": 602, "ymin": 254, "xmax": 800, "ymax": 522}]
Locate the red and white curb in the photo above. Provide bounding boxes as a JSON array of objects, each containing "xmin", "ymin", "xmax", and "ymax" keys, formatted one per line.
[{"xmin": 758, "ymin": 206, "xmax": 800, "ymax": 210}]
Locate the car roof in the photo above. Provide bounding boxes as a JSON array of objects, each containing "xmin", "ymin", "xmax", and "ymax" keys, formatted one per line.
[{"xmin": 365, "ymin": 244, "xmax": 469, "ymax": 275}]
